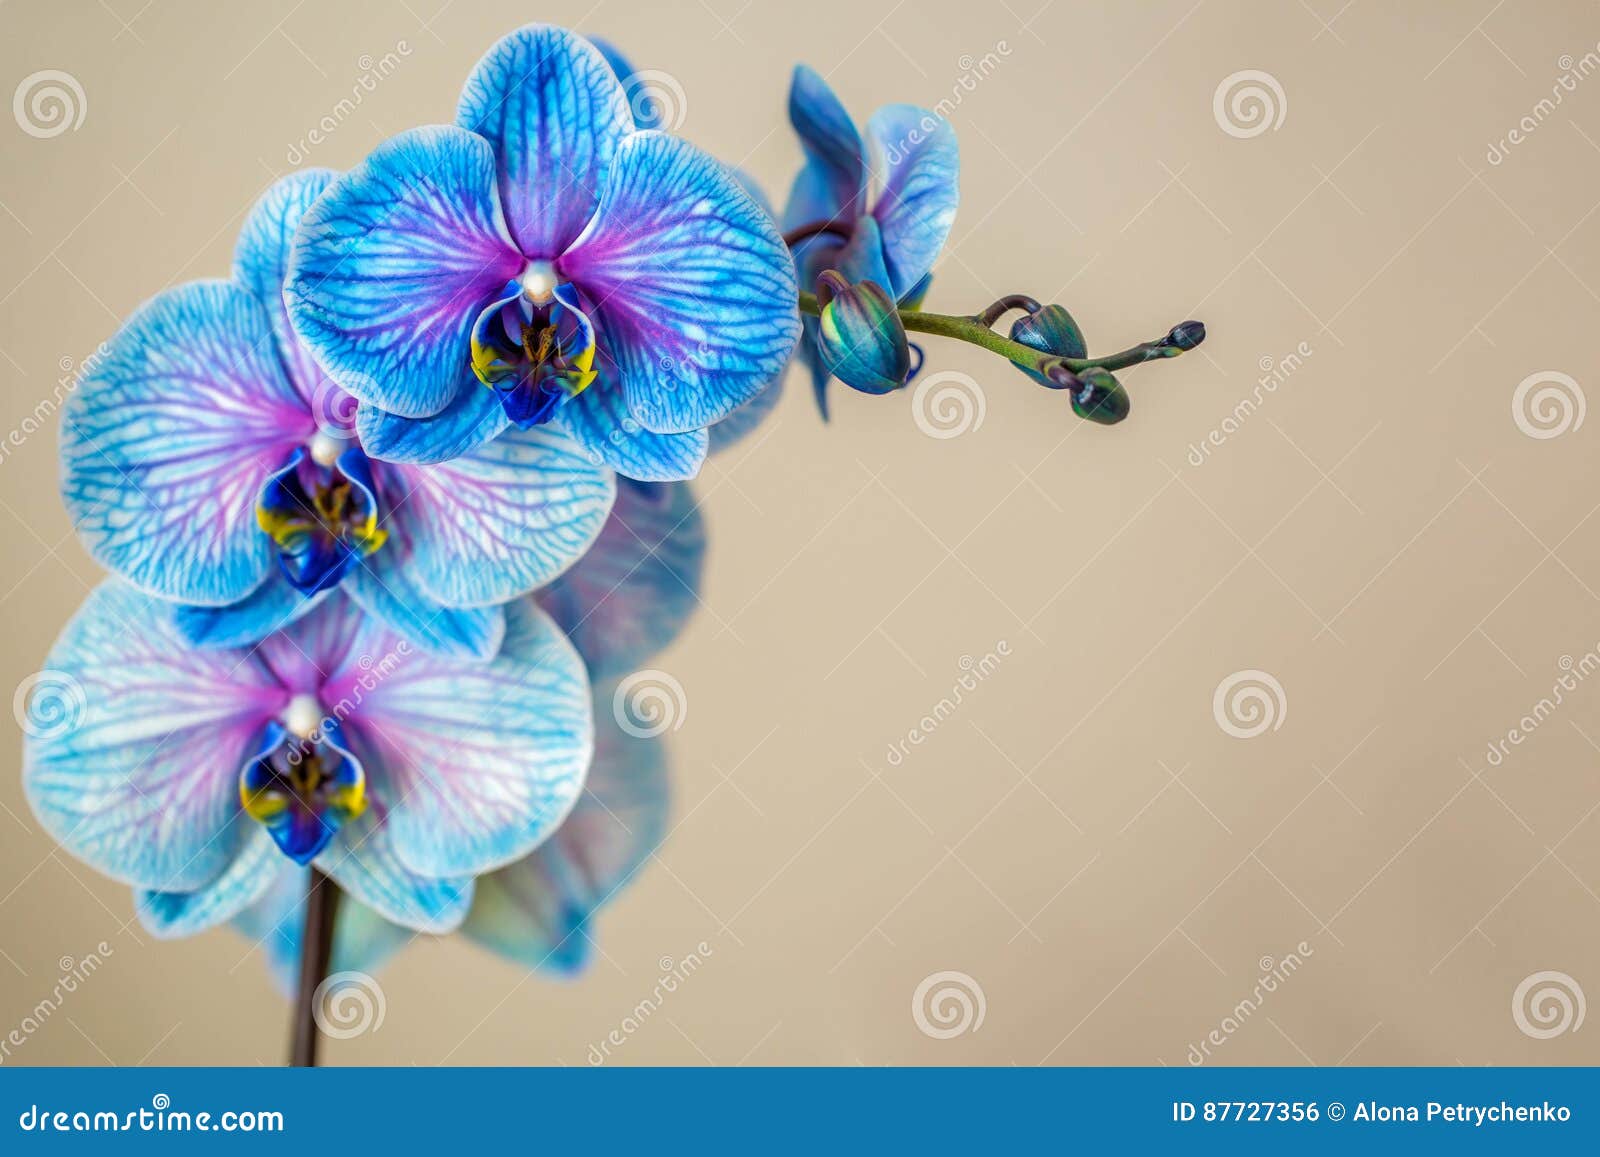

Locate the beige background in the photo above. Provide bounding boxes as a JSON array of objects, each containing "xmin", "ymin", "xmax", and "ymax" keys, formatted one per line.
[{"xmin": 3, "ymin": 0, "xmax": 1600, "ymax": 1066}]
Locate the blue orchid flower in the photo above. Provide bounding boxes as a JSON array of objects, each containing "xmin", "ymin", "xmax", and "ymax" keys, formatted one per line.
[
  {"xmin": 234, "ymin": 683, "xmax": 668, "ymax": 987},
  {"xmin": 22, "ymin": 581, "xmax": 594, "ymax": 937},
  {"xmin": 781, "ymin": 65, "xmax": 959, "ymax": 417},
  {"xmin": 232, "ymin": 478, "xmax": 704, "ymax": 986},
  {"xmin": 60, "ymin": 170, "xmax": 615, "ymax": 660},
  {"xmin": 285, "ymin": 24, "xmax": 800, "ymax": 483}
]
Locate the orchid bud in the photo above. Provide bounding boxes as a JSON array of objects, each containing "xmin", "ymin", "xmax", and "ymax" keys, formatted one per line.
[
  {"xmin": 1069, "ymin": 367, "xmax": 1129, "ymax": 425},
  {"xmin": 815, "ymin": 270, "xmax": 912, "ymax": 395},
  {"xmin": 1166, "ymin": 320, "xmax": 1206, "ymax": 351},
  {"xmin": 1008, "ymin": 304, "xmax": 1087, "ymax": 387}
]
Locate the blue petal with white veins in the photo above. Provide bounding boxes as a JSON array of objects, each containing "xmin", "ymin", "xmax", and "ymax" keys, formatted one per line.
[
  {"xmin": 387, "ymin": 426, "xmax": 615, "ymax": 609},
  {"xmin": 562, "ymin": 132, "xmax": 800, "ymax": 434},
  {"xmin": 355, "ymin": 377, "xmax": 509, "ymax": 466},
  {"xmin": 556, "ymin": 365, "xmax": 708, "ymax": 482},
  {"xmin": 233, "ymin": 169, "xmax": 339, "ymax": 403},
  {"xmin": 342, "ymin": 528, "xmax": 507, "ymax": 662},
  {"xmin": 136, "ymin": 826, "xmax": 281, "ymax": 938},
  {"xmin": 286, "ymin": 125, "xmax": 523, "ymax": 422},
  {"xmin": 866, "ymin": 104, "xmax": 959, "ymax": 300},
  {"xmin": 456, "ymin": 24, "xmax": 635, "ymax": 258},
  {"xmin": 173, "ymin": 574, "xmax": 326, "ymax": 651},
  {"xmin": 62, "ymin": 281, "xmax": 312, "ymax": 606}
]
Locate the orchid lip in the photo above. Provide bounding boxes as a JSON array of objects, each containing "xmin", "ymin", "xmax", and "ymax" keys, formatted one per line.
[
  {"xmin": 255, "ymin": 445, "xmax": 389, "ymax": 596},
  {"xmin": 239, "ymin": 719, "xmax": 368, "ymax": 865},
  {"xmin": 470, "ymin": 277, "xmax": 599, "ymax": 429}
]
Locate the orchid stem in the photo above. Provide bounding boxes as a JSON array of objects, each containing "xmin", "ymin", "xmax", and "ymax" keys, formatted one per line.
[
  {"xmin": 795, "ymin": 291, "xmax": 1202, "ymax": 380},
  {"xmin": 289, "ymin": 867, "xmax": 340, "ymax": 1067}
]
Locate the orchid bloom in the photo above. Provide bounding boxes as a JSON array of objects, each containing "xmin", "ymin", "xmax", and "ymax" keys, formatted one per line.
[
  {"xmin": 286, "ymin": 24, "xmax": 800, "ymax": 483},
  {"xmin": 233, "ymin": 478, "xmax": 704, "ymax": 984},
  {"xmin": 23, "ymin": 582, "xmax": 593, "ymax": 936},
  {"xmin": 780, "ymin": 65, "xmax": 959, "ymax": 416},
  {"xmin": 62, "ymin": 170, "xmax": 616, "ymax": 660}
]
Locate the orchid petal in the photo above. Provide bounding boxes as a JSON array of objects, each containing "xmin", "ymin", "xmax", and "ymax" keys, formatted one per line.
[
  {"xmin": 865, "ymin": 104, "xmax": 959, "ymax": 300},
  {"xmin": 343, "ymin": 526, "xmax": 507, "ymax": 662},
  {"xmin": 173, "ymin": 574, "xmax": 326, "ymax": 651},
  {"xmin": 462, "ymin": 692, "xmax": 667, "ymax": 971},
  {"xmin": 556, "ymin": 366, "xmax": 708, "ymax": 482},
  {"xmin": 456, "ymin": 24, "xmax": 634, "ymax": 258},
  {"xmin": 323, "ymin": 600, "xmax": 593, "ymax": 879},
  {"xmin": 233, "ymin": 169, "xmax": 339, "ymax": 404},
  {"xmin": 22, "ymin": 581, "xmax": 286, "ymax": 891},
  {"xmin": 286, "ymin": 125, "xmax": 522, "ymax": 421},
  {"xmin": 388, "ymin": 426, "xmax": 615, "ymax": 609},
  {"xmin": 316, "ymin": 810, "xmax": 474, "ymax": 933},
  {"xmin": 354, "ymin": 380, "xmax": 509, "ymax": 465},
  {"xmin": 536, "ymin": 480, "xmax": 704, "ymax": 681},
  {"xmin": 62, "ymin": 281, "xmax": 309, "ymax": 606},
  {"xmin": 136, "ymin": 826, "xmax": 280, "ymax": 938},
  {"xmin": 562, "ymin": 132, "xmax": 799, "ymax": 433},
  {"xmin": 782, "ymin": 65, "xmax": 867, "ymax": 231}
]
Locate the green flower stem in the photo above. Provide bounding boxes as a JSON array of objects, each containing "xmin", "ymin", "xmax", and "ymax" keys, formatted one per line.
[{"xmin": 796, "ymin": 291, "xmax": 1196, "ymax": 380}]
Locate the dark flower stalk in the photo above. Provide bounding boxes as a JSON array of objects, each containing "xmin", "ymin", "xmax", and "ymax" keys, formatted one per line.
[{"xmin": 290, "ymin": 869, "xmax": 340, "ymax": 1067}]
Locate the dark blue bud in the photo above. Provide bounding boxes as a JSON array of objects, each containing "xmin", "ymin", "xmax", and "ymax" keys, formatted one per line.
[{"xmin": 1166, "ymin": 320, "xmax": 1206, "ymax": 351}]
